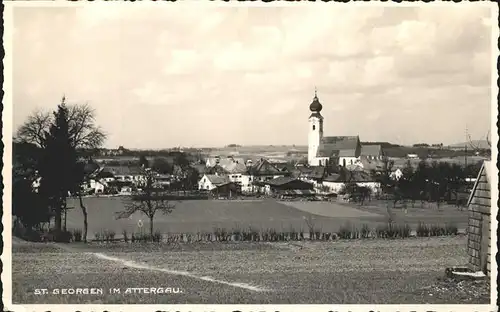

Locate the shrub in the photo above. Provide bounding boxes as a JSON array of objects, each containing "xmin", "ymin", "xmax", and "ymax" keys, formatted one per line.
[
  {"xmin": 213, "ymin": 227, "xmax": 228, "ymax": 242},
  {"xmin": 288, "ymin": 227, "xmax": 299, "ymax": 241},
  {"xmin": 445, "ymin": 223, "xmax": 458, "ymax": 235},
  {"xmin": 397, "ymin": 223, "xmax": 411, "ymax": 238},
  {"xmin": 152, "ymin": 231, "xmax": 162, "ymax": 242},
  {"xmin": 315, "ymin": 230, "xmax": 321, "ymax": 240},
  {"xmin": 430, "ymin": 224, "xmax": 445, "ymax": 237},
  {"xmin": 72, "ymin": 229, "xmax": 83, "ymax": 242},
  {"xmin": 122, "ymin": 230, "xmax": 129, "ymax": 243},
  {"xmin": 213, "ymin": 227, "xmax": 222, "ymax": 241},
  {"xmin": 338, "ymin": 223, "xmax": 353, "ymax": 239},
  {"xmin": 351, "ymin": 226, "xmax": 360, "ymax": 239},
  {"xmin": 94, "ymin": 231, "xmax": 103, "ymax": 242},
  {"xmin": 361, "ymin": 224, "xmax": 371, "ymax": 239},
  {"xmin": 54, "ymin": 230, "xmax": 73, "ymax": 243},
  {"xmin": 375, "ymin": 224, "xmax": 386, "ymax": 238},
  {"xmin": 386, "ymin": 223, "xmax": 398, "ymax": 238},
  {"xmin": 13, "ymin": 222, "xmax": 27, "ymax": 239},
  {"xmin": 232, "ymin": 228, "xmax": 242, "ymax": 241},
  {"xmin": 247, "ymin": 227, "xmax": 259, "ymax": 241},
  {"xmin": 103, "ymin": 230, "xmax": 116, "ymax": 242},
  {"xmin": 269, "ymin": 228, "xmax": 278, "ymax": 241},
  {"xmin": 374, "ymin": 223, "xmax": 410, "ymax": 239},
  {"xmin": 416, "ymin": 222, "xmax": 430, "ymax": 237}
]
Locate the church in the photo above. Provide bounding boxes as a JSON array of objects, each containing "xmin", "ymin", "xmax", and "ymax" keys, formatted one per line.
[{"xmin": 307, "ymin": 90, "xmax": 363, "ymax": 167}]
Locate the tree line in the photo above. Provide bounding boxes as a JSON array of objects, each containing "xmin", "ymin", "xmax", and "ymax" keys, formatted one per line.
[{"xmin": 374, "ymin": 158, "xmax": 482, "ymax": 208}]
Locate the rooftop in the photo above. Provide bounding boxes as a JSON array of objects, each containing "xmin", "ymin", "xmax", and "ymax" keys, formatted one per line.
[
  {"xmin": 361, "ymin": 145, "xmax": 383, "ymax": 156},
  {"xmin": 319, "ymin": 136, "xmax": 360, "ymax": 158},
  {"xmin": 204, "ymin": 174, "xmax": 231, "ymax": 186}
]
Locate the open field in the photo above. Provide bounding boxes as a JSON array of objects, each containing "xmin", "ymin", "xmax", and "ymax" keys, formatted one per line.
[
  {"xmin": 11, "ymin": 236, "xmax": 490, "ymax": 304},
  {"xmin": 65, "ymin": 198, "xmax": 468, "ymax": 237}
]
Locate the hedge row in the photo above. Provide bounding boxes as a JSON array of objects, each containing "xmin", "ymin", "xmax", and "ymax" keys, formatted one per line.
[{"xmin": 88, "ymin": 222, "xmax": 459, "ymax": 243}]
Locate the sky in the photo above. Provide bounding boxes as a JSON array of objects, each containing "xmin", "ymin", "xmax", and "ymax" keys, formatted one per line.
[{"xmin": 12, "ymin": 4, "xmax": 495, "ymax": 149}]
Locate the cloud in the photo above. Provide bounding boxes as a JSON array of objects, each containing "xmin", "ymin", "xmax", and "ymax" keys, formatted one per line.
[{"xmin": 12, "ymin": 5, "xmax": 494, "ymax": 148}]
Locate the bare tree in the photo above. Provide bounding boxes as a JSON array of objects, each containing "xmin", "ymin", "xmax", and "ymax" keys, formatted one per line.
[
  {"xmin": 16, "ymin": 110, "xmax": 52, "ymax": 148},
  {"xmin": 17, "ymin": 101, "xmax": 106, "ymax": 150},
  {"xmin": 468, "ymin": 130, "xmax": 491, "ymax": 154},
  {"xmin": 116, "ymin": 171, "xmax": 176, "ymax": 237}
]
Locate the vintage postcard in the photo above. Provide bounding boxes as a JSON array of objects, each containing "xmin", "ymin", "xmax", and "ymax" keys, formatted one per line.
[{"xmin": 2, "ymin": 2, "xmax": 498, "ymax": 312}]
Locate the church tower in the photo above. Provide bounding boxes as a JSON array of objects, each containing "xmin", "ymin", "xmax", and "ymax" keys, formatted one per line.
[{"xmin": 308, "ymin": 89, "xmax": 324, "ymax": 166}]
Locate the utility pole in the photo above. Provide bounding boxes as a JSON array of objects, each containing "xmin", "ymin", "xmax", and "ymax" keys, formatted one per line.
[{"xmin": 464, "ymin": 125, "xmax": 468, "ymax": 169}]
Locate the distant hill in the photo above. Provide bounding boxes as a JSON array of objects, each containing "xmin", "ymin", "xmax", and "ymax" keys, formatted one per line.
[{"xmin": 448, "ymin": 140, "xmax": 490, "ymax": 150}]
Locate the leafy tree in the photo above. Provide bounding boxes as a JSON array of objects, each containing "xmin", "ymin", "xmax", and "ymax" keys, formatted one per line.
[
  {"xmin": 37, "ymin": 103, "xmax": 80, "ymax": 233},
  {"xmin": 397, "ymin": 160, "xmax": 416, "ymax": 207},
  {"xmin": 377, "ymin": 156, "xmax": 395, "ymax": 197},
  {"xmin": 173, "ymin": 152, "xmax": 190, "ymax": 169},
  {"xmin": 180, "ymin": 167, "xmax": 201, "ymax": 191},
  {"xmin": 12, "ymin": 177, "xmax": 52, "ymax": 230},
  {"xmin": 13, "ymin": 142, "xmax": 41, "ymax": 179},
  {"xmin": 116, "ymin": 171, "xmax": 176, "ymax": 237},
  {"xmin": 151, "ymin": 157, "xmax": 174, "ymax": 174},
  {"xmin": 139, "ymin": 155, "xmax": 150, "ymax": 168}
]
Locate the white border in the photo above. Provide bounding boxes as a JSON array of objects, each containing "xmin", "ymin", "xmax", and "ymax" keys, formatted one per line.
[{"xmin": 2, "ymin": 2, "xmax": 498, "ymax": 312}]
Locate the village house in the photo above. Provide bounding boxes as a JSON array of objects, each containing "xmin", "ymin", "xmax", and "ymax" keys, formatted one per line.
[
  {"xmin": 87, "ymin": 179, "xmax": 107, "ymax": 194},
  {"xmin": 198, "ymin": 174, "xmax": 230, "ymax": 191},
  {"xmin": 241, "ymin": 158, "xmax": 288, "ymax": 193},
  {"xmin": 390, "ymin": 168, "xmax": 404, "ymax": 180},
  {"xmin": 223, "ymin": 162, "xmax": 248, "ymax": 186},
  {"xmin": 205, "ymin": 156, "xmax": 245, "ymax": 168},
  {"xmin": 296, "ymin": 166, "xmax": 327, "ymax": 188},
  {"xmin": 94, "ymin": 169, "xmax": 116, "ymax": 183},
  {"xmin": 255, "ymin": 176, "xmax": 315, "ymax": 197},
  {"xmin": 467, "ymin": 160, "xmax": 492, "ymax": 276},
  {"xmin": 197, "ymin": 174, "xmax": 239, "ymax": 198},
  {"xmin": 321, "ymin": 170, "xmax": 381, "ymax": 195},
  {"xmin": 153, "ymin": 173, "xmax": 173, "ymax": 188},
  {"xmin": 101, "ymin": 165, "xmax": 147, "ymax": 186}
]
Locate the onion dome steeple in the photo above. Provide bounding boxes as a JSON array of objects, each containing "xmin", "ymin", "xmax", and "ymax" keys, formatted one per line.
[{"xmin": 309, "ymin": 87, "xmax": 323, "ymax": 112}]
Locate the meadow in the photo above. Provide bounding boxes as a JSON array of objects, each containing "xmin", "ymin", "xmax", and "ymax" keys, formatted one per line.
[{"xmin": 65, "ymin": 197, "xmax": 469, "ymax": 239}]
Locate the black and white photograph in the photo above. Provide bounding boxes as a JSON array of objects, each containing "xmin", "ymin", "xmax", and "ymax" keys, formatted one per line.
[{"xmin": 2, "ymin": 2, "xmax": 498, "ymax": 310}]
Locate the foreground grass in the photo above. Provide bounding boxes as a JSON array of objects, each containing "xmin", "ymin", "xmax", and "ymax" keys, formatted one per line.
[{"xmin": 11, "ymin": 237, "xmax": 490, "ymax": 304}]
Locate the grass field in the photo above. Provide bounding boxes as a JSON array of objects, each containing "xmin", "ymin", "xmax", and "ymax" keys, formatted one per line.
[
  {"xmin": 64, "ymin": 197, "xmax": 468, "ymax": 238},
  {"xmin": 11, "ymin": 236, "xmax": 490, "ymax": 304}
]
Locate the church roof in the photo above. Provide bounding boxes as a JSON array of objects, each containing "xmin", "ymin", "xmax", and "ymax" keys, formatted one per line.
[
  {"xmin": 309, "ymin": 112, "xmax": 324, "ymax": 119},
  {"xmin": 318, "ymin": 136, "xmax": 360, "ymax": 158},
  {"xmin": 361, "ymin": 145, "xmax": 383, "ymax": 156}
]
